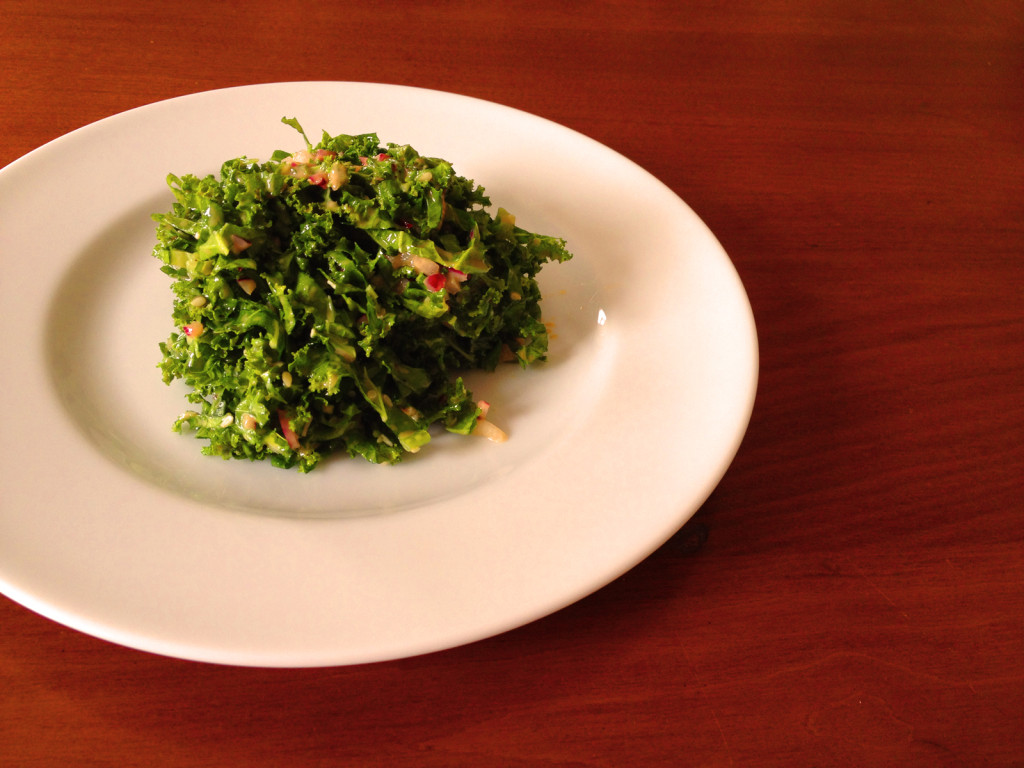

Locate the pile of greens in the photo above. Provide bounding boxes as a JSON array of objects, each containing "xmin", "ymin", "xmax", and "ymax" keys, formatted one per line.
[{"xmin": 151, "ymin": 119, "xmax": 571, "ymax": 471}]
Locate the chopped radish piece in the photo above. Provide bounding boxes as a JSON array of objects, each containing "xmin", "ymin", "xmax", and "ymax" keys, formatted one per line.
[
  {"xmin": 424, "ymin": 272, "xmax": 446, "ymax": 292},
  {"xmin": 390, "ymin": 253, "xmax": 439, "ymax": 275},
  {"xmin": 229, "ymin": 234, "xmax": 251, "ymax": 253},
  {"xmin": 182, "ymin": 322, "xmax": 204, "ymax": 338},
  {"xmin": 278, "ymin": 410, "xmax": 301, "ymax": 450},
  {"xmin": 237, "ymin": 278, "xmax": 257, "ymax": 295},
  {"xmin": 313, "ymin": 149, "xmax": 336, "ymax": 161},
  {"xmin": 477, "ymin": 399, "xmax": 491, "ymax": 418},
  {"xmin": 307, "ymin": 172, "xmax": 328, "ymax": 188},
  {"xmin": 446, "ymin": 268, "xmax": 468, "ymax": 293}
]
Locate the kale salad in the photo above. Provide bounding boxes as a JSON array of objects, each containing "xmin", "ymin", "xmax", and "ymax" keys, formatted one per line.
[{"xmin": 151, "ymin": 119, "xmax": 572, "ymax": 471}]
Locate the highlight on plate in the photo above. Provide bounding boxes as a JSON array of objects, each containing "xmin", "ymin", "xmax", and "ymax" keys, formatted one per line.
[{"xmin": 151, "ymin": 117, "xmax": 573, "ymax": 472}]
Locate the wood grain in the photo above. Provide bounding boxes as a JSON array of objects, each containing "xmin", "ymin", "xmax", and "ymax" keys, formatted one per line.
[{"xmin": 2, "ymin": 1, "xmax": 1022, "ymax": 766}]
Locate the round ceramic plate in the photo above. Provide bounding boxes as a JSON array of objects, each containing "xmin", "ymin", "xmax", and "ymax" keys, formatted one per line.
[{"xmin": 0, "ymin": 82, "xmax": 757, "ymax": 667}]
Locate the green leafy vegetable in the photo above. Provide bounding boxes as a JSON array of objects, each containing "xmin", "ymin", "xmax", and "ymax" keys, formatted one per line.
[{"xmin": 151, "ymin": 118, "xmax": 572, "ymax": 471}]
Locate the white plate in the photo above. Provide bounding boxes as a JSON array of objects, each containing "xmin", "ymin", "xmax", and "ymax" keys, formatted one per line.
[{"xmin": 0, "ymin": 82, "xmax": 757, "ymax": 667}]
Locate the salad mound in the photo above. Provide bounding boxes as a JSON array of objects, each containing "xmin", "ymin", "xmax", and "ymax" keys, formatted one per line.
[{"xmin": 151, "ymin": 119, "xmax": 572, "ymax": 472}]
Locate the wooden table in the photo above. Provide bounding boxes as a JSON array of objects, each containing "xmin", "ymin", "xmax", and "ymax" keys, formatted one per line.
[{"xmin": 2, "ymin": 2, "xmax": 1021, "ymax": 765}]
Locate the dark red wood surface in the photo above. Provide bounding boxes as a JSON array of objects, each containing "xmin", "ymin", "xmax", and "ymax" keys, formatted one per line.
[{"xmin": 2, "ymin": 2, "xmax": 1021, "ymax": 765}]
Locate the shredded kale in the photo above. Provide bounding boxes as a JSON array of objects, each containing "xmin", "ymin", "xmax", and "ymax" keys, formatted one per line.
[{"xmin": 151, "ymin": 118, "xmax": 572, "ymax": 471}]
